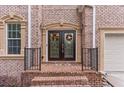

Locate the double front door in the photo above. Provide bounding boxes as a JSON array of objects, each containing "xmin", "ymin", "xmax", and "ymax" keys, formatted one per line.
[{"xmin": 48, "ymin": 30, "xmax": 76, "ymax": 61}]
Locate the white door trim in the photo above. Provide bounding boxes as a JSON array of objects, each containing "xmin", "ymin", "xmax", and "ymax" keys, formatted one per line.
[
  {"xmin": 46, "ymin": 30, "xmax": 77, "ymax": 62},
  {"xmin": 46, "ymin": 31, "xmax": 48, "ymax": 62},
  {"xmin": 104, "ymin": 33, "xmax": 124, "ymax": 71},
  {"xmin": 100, "ymin": 28, "xmax": 124, "ymax": 72}
]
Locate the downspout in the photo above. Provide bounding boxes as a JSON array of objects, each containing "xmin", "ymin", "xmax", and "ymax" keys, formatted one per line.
[
  {"xmin": 28, "ymin": 5, "xmax": 31, "ymax": 48},
  {"xmin": 27, "ymin": 5, "xmax": 31, "ymax": 67},
  {"xmin": 93, "ymin": 5, "xmax": 96, "ymax": 48},
  {"xmin": 80, "ymin": 8, "xmax": 83, "ymax": 71},
  {"xmin": 92, "ymin": 5, "xmax": 98, "ymax": 71}
]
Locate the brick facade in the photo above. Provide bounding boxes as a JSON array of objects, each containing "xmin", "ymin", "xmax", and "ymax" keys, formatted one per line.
[
  {"xmin": 83, "ymin": 6, "xmax": 93, "ymax": 48},
  {"xmin": 0, "ymin": 5, "xmax": 124, "ymax": 86},
  {"xmin": 31, "ymin": 5, "xmax": 80, "ymax": 47},
  {"xmin": 96, "ymin": 6, "xmax": 124, "ymax": 47}
]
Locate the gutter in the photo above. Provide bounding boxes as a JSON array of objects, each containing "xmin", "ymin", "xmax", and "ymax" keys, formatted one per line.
[
  {"xmin": 28, "ymin": 5, "xmax": 31, "ymax": 48},
  {"xmin": 93, "ymin": 5, "xmax": 96, "ymax": 48}
]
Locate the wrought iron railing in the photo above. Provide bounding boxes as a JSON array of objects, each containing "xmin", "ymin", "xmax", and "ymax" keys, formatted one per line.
[
  {"xmin": 24, "ymin": 47, "xmax": 98, "ymax": 71},
  {"xmin": 24, "ymin": 48, "xmax": 41, "ymax": 71},
  {"xmin": 82, "ymin": 48, "xmax": 98, "ymax": 71}
]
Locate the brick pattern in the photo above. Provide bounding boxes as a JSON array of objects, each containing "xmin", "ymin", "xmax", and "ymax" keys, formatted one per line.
[
  {"xmin": 0, "ymin": 59, "xmax": 23, "ymax": 86},
  {"xmin": 21, "ymin": 64, "xmax": 102, "ymax": 87},
  {"xmin": 0, "ymin": 5, "xmax": 28, "ymax": 48},
  {"xmin": 96, "ymin": 5, "xmax": 124, "ymax": 47},
  {"xmin": 0, "ymin": 76, "xmax": 20, "ymax": 87},
  {"xmin": 0, "ymin": 5, "xmax": 82, "ymax": 86},
  {"xmin": 31, "ymin": 76, "xmax": 89, "ymax": 86},
  {"xmin": 41, "ymin": 5, "xmax": 79, "ymax": 25},
  {"xmin": 1, "ymin": 5, "xmax": 123, "ymax": 86},
  {"xmin": 0, "ymin": 5, "xmax": 84, "ymax": 51},
  {"xmin": 31, "ymin": 5, "xmax": 80, "ymax": 47},
  {"xmin": 0, "ymin": 5, "xmax": 27, "ymax": 86},
  {"xmin": 1, "ymin": 5, "xmax": 124, "ymax": 54},
  {"xmin": 0, "ymin": 60, "xmax": 23, "ymax": 77},
  {"xmin": 83, "ymin": 6, "xmax": 93, "ymax": 48},
  {"xmin": 0, "ymin": 5, "xmax": 28, "ymax": 20},
  {"xmin": 31, "ymin": 6, "xmax": 40, "ymax": 48}
]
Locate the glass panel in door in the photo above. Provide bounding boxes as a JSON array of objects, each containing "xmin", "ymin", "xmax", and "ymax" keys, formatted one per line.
[
  {"xmin": 64, "ymin": 32, "xmax": 75, "ymax": 59},
  {"xmin": 49, "ymin": 32, "xmax": 60, "ymax": 59},
  {"xmin": 48, "ymin": 30, "xmax": 75, "ymax": 61}
]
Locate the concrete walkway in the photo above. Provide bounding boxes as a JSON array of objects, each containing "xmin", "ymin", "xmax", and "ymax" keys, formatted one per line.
[{"xmin": 105, "ymin": 72, "xmax": 124, "ymax": 87}]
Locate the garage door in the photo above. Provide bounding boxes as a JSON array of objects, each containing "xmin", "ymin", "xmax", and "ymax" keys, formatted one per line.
[{"xmin": 104, "ymin": 34, "xmax": 124, "ymax": 71}]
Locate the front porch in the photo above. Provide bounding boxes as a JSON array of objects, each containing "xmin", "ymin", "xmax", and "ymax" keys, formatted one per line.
[
  {"xmin": 21, "ymin": 63, "xmax": 102, "ymax": 87},
  {"xmin": 24, "ymin": 48, "xmax": 98, "ymax": 71},
  {"xmin": 21, "ymin": 48, "xmax": 103, "ymax": 87},
  {"xmin": 28, "ymin": 63, "xmax": 82, "ymax": 72}
]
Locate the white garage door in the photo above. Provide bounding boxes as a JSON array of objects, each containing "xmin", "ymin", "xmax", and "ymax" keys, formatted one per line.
[{"xmin": 104, "ymin": 34, "xmax": 124, "ymax": 71}]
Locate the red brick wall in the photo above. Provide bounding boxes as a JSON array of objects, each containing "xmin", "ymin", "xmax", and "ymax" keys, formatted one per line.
[
  {"xmin": 1, "ymin": 5, "xmax": 124, "ymax": 54},
  {"xmin": 83, "ymin": 6, "xmax": 93, "ymax": 48},
  {"xmin": 0, "ymin": 5, "xmax": 28, "ymax": 48},
  {"xmin": 96, "ymin": 5, "xmax": 124, "ymax": 47},
  {"xmin": 0, "ymin": 6, "xmax": 27, "ymax": 86},
  {"xmin": 0, "ymin": 5, "xmax": 124, "ymax": 86},
  {"xmin": 31, "ymin": 5, "xmax": 80, "ymax": 47},
  {"xmin": 0, "ymin": 59, "xmax": 23, "ymax": 86}
]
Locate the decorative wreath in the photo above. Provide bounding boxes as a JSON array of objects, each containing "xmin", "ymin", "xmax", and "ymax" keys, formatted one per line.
[{"xmin": 66, "ymin": 34, "xmax": 73, "ymax": 41}]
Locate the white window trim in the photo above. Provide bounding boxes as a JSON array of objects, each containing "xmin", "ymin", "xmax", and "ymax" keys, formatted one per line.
[
  {"xmin": 6, "ymin": 23, "xmax": 8, "ymax": 55},
  {"xmin": 46, "ymin": 31, "xmax": 48, "ymax": 62},
  {"xmin": 6, "ymin": 23, "xmax": 21, "ymax": 55}
]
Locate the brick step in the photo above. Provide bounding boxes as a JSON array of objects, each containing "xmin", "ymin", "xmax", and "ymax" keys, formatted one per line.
[
  {"xmin": 31, "ymin": 76, "xmax": 89, "ymax": 86},
  {"xmin": 21, "ymin": 71, "xmax": 101, "ymax": 86},
  {"xmin": 22, "ymin": 70, "xmax": 97, "ymax": 77},
  {"xmin": 22, "ymin": 71, "xmax": 84, "ymax": 77},
  {"xmin": 31, "ymin": 85, "xmax": 91, "ymax": 87}
]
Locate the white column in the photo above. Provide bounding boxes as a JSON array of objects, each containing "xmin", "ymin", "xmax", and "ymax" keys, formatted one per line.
[
  {"xmin": 93, "ymin": 5, "xmax": 96, "ymax": 48},
  {"xmin": 28, "ymin": 5, "xmax": 31, "ymax": 48}
]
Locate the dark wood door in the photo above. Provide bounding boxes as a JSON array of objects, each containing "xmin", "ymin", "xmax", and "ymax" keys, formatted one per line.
[{"xmin": 48, "ymin": 30, "xmax": 76, "ymax": 61}]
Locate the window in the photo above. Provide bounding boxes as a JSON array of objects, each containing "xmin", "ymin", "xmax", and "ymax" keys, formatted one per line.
[{"xmin": 7, "ymin": 23, "xmax": 21, "ymax": 54}]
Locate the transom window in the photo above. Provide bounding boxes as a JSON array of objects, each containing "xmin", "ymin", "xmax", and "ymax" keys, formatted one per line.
[{"xmin": 7, "ymin": 23, "xmax": 21, "ymax": 54}]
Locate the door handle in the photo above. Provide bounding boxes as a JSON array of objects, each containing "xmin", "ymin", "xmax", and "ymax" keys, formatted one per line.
[{"xmin": 62, "ymin": 44, "xmax": 64, "ymax": 53}]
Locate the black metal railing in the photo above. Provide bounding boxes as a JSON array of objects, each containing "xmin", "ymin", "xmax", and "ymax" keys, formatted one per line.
[
  {"xmin": 24, "ymin": 48, "xmax": 41, "ymax": 71},
  {"xmin": 82, "ymin": 48, "xmax": 98, "ymax": 71}
]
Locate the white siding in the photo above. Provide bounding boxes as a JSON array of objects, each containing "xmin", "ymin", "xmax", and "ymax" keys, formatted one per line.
[{"xmin": 104, "ymin": 34, "xmax": 124, "ymax": 71}]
